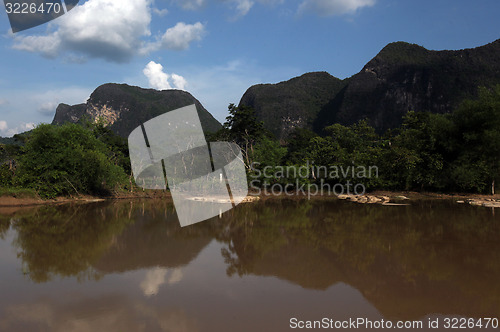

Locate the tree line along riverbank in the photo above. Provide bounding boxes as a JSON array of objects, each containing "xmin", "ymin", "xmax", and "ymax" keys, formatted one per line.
[{"xmin": 1, "ymin": 85, "xmax": 499, "ymax": 200}]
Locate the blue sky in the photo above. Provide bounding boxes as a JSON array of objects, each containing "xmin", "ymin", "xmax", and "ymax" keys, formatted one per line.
[{"xmin": 0, "ymin": 0, "xmax": 499, "ymax": 136}]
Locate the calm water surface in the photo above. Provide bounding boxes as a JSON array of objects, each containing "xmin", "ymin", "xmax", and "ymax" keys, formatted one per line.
[{"xmin": 0, "ymin": 199, "xmax": 499, "ymax": 331}]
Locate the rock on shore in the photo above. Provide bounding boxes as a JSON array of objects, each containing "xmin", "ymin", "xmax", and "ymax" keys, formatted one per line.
[
  {"xmin": 337, "ymin": 194, "xmax": 396, "ymax": 205},
  {"xmin": 465, "ymin": 198, "xmax": 500, "ymax": 208}
]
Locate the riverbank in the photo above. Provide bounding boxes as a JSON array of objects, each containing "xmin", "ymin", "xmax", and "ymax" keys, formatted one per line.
[
  {"xmin": 245, "ymin": 190, "xmax": 500, "ymax": 209},
  {"xmin": 2, "ymin": 189, "xmax": 500, "ymax": 208},
  {"xmin": 0, "ymin": 190, "xmax": 173, "ymax": 209}
]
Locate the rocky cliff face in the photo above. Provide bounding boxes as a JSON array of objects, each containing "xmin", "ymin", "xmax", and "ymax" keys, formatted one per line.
[
  {"xmin": 315, "ymin": 39, "xmax": 500, "ymax": 133},
  {"xmin": 239, "ymin": 72, "xmax": 345, "ymax": 140},
  {"xmin": 52, "ymin": 83, "xmax": 221, "ymax": 137},
  {"xmin": 53, "ymin": 103, "xmax": 87, "ymax": 125},
  {"xmin": 239, "ymin": 39, "xmax": 500, "ymax": 137}
]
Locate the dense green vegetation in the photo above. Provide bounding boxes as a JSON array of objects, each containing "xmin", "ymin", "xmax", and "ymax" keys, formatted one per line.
[
  {"xmin": 1, "ymin": 122, "xmax": 130, "ymax": 198},
  {"xmin": 224, "ymin": 85, "xmax": 500, "ymax": 194},
  {"xmin": 1, "ymin": 85, "xmax": 499, "ymax": 198}
]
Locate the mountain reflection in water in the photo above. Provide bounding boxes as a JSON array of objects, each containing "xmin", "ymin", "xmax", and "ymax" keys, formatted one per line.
[{"xmin": 0, "ymin": 199, "xmax": 499, "ymax": 331}]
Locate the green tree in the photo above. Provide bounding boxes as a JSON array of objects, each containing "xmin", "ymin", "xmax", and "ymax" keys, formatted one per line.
[
  {"xmin": 247, "ymin": 136, "xmax": 287, "ymax": 186},
  {"xmin": 315, "ymin": 120, "xmax": 383, "ymax": 189},
  {"xmin": 89, "ymin": 121, "xmax": 131, "ymax": 174},
  {"xmin": 284, "ymin": 128, "xmax": 318, "ymax": 164},
  {"xmin": 16, "ymin": 123, "xmax": 127, "ymax": 198},
  {"xmin": 386, "ymin": 112, "xmax": 452, "ymax": 191},
  {"xmin": 451, "ymin": 85, "xmax": 500, "ymax": 194},
  {"xmin": 222, "ymin": 104, "xmax": 265, "ymax": 143},
  {"xmin": 326, "ymin": 120, "xmax": 379, "ymax": 153},
  {"xmin": 0, "ymin": 143, "xmax": 21, "ymax": 187},
  {"xmin": 214, "ymin": 103, "xmax": 267, "ymax": 167}
]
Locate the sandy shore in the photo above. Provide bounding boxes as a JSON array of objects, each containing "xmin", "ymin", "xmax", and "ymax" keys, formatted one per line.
[
  {"xmin": 1, "ymin": 190, "xmax": 499, "ymax": 210},
  {"xmin": 0, "ymin": 190, "xmax": 173, "ymax": 214}
]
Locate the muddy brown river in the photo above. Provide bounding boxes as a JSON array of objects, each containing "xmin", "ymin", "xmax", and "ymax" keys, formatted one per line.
[{"xmin": 0, "ymin": 199, "xmax": 499, "ymax": 331}]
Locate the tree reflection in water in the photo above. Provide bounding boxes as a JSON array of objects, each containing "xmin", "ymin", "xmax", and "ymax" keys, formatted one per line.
[
  {"xmin": 217, "ymin": 199, "xmax": 500, "ymax": 319},
  {"xmin": 3, "ymin": 198, "xmax": 500, "ymax": 320}
]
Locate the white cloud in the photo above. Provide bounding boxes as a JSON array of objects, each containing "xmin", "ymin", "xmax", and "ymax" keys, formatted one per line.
[
  {"xmin": 140, "ymin": 267, "xmax": 168, "ymax": 297},
  {"xmin": 0, "ymin": 121, "xmax": 35, "ymax": 137},
  {"xmin": 11, "ymin": 0, "xmax": 205, "ymax": 62},
  {"xmin": 175, "ymin": 0, "xmax": 205, "ymax": 10},
  {"xmin": 138, "ymin": 22, "xmax": 205, "ymax": 54},
  {"xmin": 143, "ymin": 61, "xmax": 172, "ymax": 90},
  {"xmin": 0, "ymin": 86, "xmax": 91, "ymax": 138},
  {"xmin": 143, "ymin": 61, "xmax": 188, "ymax": 90},
  {"xmin": 225, "ymin": 0, "xmax": 286, "ymax": 18},
  {"xmin": 232, "ymin": 0, "xmax": 254, "ymax": 17},
  {"xmin": 13, "ymin": 0, "xmax": 152, "ymax": 62},
  {"xmin": 19, "ymin": 122, "xmax": 36, "ymax": 132},
  {"xmin": 168, "ymin": 268, "xmax": 183, "ymax": 285},
  {"xmin": 28, "ymin": 87, "xmax": 90, "ymax": 117},
  {"xmin": 0, "ymin": 300, "xmax": 198, "ymax": 332},
  {"xmin": 159, "ymin": 22, "xmax": 205, "ymax": 51},
  {"xmin": 152, "ymin": 7, "xmax": 168, "ymax": 16},
  {"xmin": 171, "ymin": 0, "xmax": 370, "ymax": 18},
  {"xmin": 12, "ymin": 34, "xmax": 61, "ymax": 58},
  {"xmin": 298, "ymin": 0, "xmax": 375, "ymax": 16},
  {"xmin": 139, "ymin": 267, "xmax": 183, "ymax": 297},
  {"xmin": 38, "ymin": 101, "xmax": 60, "ymax": 116},
  {"xmin": 171, "ymin": 74, "xmax": 188, "ymax": 91},
  {"xmin": 175, "ymin": 0, "xmax": 283, "ymax": 18}
]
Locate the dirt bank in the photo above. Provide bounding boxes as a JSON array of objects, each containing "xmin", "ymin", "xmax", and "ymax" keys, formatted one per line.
[{"xmin": 1, "ymin": 190, "xmax": 499, "ymax": 210}]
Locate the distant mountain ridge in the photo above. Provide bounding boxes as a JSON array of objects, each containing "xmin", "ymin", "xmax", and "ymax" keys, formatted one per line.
[
  {"xmin": 239, "ymin": 72, "xmax": 346, "ymax": 140},
  {"xmin": 0, "ymin": 137, "xmax": 17, "ymax": 145},
  {"xmin": 52, "ymin": 83, "xmax": 222, "ymax": 138},
  {"xmin": 7, "ymin": 39, "xmax": 500, "ymax": 142},
  {"xmin": 239, "ymin": 39, "xmax": 500, "ymax": 138}
]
